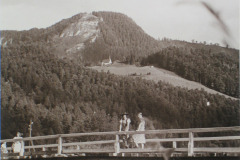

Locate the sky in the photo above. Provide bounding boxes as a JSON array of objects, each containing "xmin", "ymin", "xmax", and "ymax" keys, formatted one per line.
[{"xmin": 0, "ymin": 0, "xmax": 239, "ymax": 49}]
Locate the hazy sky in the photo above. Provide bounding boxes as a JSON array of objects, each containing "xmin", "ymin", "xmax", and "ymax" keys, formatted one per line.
[{"xmin": 0, "ymin": 0, "xmax": 239, "ymax": 48}]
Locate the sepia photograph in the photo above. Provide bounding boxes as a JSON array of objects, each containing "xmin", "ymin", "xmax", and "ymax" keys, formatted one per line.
[{"xmin": 0, "ymin": 0, "xmax": 239, "ymax": 159}]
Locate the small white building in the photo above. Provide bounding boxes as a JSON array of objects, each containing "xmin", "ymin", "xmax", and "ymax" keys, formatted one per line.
[{"xmin": 101, "ymin": 56, "xmax": 112, "ymax": 66}]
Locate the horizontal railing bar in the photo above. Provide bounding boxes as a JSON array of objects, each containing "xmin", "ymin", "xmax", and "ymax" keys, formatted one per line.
[
  {"xmin": 62, "ymin": 140, "xmax": 116, "ymax": 146},
  {"xmin": 119, "ymin": 148, "xmax": 188, "ymax": 153},
  {"xmin": 147, "ymin": 138, "xmax": 189, "ymax": 142},
  {"xmin": 63, "ymin": 149, "xmax": 115, "ymax": 153},
  {"xmin": 146, "ymin": 136, "xmax": 240, "ymax": 143},
  {"xmin": 59, "ymin": 126, "xmax": 240, "ymax": 138},
  {"xmin": 3, "ymin": 146, "xmax": 188, "ymax": 151},
  {"xmin": 120, "ymin": 148, "xmax": 161, "ymax": 153},
  {"xmin": 63, "ymin": 148, "xmax": 240, "ymax": 154},
  {"xmin": 186, "ymin": 126, "xmax": 240, "ymax": 133},
  {"xmin": 194, "ymin": 148, "xmax": 240, "ymax": 153},
  {"xmin": 174, "ymin": 148, "xmax": 188, "ymax": 152},
  {"xmin": 194, "ymin": 136, "xmax": 240, "ymax": 141},
  {"xmin": 60, "ymin": 131, "xmax": 118, "ymax": 138},
  {"xmin": 24, "ymin": 144, "xmax": 58, "ymax": 149},
  {"xmin": 120, "ymin": 148, "xmax": 181, "ymax": 153},
  {"xmin": 0, "ymin": 135, "xmax": 59, "ymax": 143},
  {"xmin": 25, "ymin": 151, "xmax": 55, "ymax": 156}
]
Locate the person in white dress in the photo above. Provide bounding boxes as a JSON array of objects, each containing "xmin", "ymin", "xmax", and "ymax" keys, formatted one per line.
[
  {"xmin": 132, "ymin": 112, "xmax": 146, "ymax": 149},
  {"xmin": 12, "ymin": 132, "xmax": 24, "ymax": 154}
]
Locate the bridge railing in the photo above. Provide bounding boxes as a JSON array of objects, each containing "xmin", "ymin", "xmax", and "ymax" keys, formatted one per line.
[{"xmin": 1, "ymin": 126, "xmax": 240, "ymax": 158}]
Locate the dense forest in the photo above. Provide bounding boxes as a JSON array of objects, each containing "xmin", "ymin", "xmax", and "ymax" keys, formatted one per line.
[
  {"xmin": 1, "ymin": 41, "xmax": 239, "ymax": 140},
  {"xmin": 140, "ymin": 46, "xmax": 239, "ymax": 98}
]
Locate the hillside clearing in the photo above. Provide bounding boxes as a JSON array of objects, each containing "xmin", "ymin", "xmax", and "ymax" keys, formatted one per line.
[{"xmin": 90, "ymin": 63, "xmax": 237, "ymax": 100}]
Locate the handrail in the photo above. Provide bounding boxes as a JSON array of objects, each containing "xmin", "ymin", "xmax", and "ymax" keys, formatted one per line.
[
  {"xmin": 60, "ymin": 126, "xmax": 240, "ymax": 138},
  {"xmin": 2, "ymin": 126, "xmax": 239, "ymax": 143},
  {"xmin": 1, "ymin": 126, "xmax": 239, "ymax": 158},
  {"xmin": 0, "ymin": 135, "xmax": 59, "ymax": 143}
]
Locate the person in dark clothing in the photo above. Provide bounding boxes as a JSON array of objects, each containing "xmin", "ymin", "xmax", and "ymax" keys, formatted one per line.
[{"xmin": 119, "ymin": 112, "xmax": 131, "ymax": 148}]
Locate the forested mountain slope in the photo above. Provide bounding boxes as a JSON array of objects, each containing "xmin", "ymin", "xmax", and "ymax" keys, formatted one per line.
[
  {"xmin": 141, "ymin": 45, "xmax": 239, "ymax": 97},
  {"xmin": 1, "ymin": 42, "xmax": 239, "ymax": 140}
]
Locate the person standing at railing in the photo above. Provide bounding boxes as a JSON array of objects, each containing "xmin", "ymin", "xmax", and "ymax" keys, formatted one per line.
[
  {"xmin": 1, "ymin": 142, "xmax": 8, "ymax": 154},
  {"xmin": 132, "ymin": 112, "xmax": 146, "ymax": 149},
  {"xmin": 119, "ymin": 112, "xmax": 131, "ymax": 148},
  {"xmin": 12, "ymin": 132, "xmax": 24, "ymax": 156}
]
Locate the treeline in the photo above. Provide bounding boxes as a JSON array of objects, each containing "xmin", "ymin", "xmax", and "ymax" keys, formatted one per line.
[
  {"xmin": 141, "ymin": 46, "xmax": 239, "ymax": 98},
  {"xmin": 1, "ymin": 42, "xmax": 239, "ymax": 140}
]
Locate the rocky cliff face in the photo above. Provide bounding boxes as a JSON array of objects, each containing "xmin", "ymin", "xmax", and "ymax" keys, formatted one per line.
[
  {"xmin": 60, "ymin": 13, "xmax": 101, "ymax": 39},
  {"xmin": 52, "ymin": 13, "xmax": 102, "ymax": 59}
]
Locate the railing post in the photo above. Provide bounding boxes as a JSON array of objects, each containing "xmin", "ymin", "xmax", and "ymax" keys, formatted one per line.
[
  {"xmin": 58, "ymin": 136, "xmax": 62, "ymax": 155},
  {"xmin": 188, "ymin": 132, "xmax": 194, "ymax": 156},
  {"xmin": 114, "ymin": 134, "xmax": 120, "ymax": 156},
  {"xmin": 173, "ymin": 141, "xmax": 177, "ymax": 149}
]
